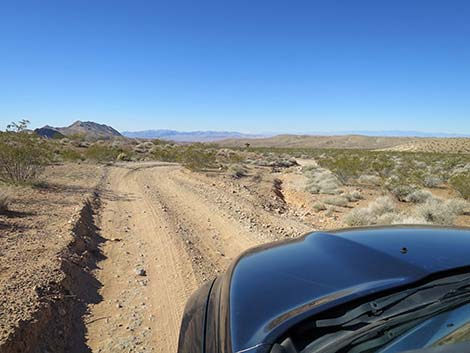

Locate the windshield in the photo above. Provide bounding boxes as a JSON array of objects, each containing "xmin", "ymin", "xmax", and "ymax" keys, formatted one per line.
[
  {"xmin": 377, "ymin": 304, "xmax": 470, "ymax": 353},
  {"xmin": 276, "ymin": 273, "xmax": 470, "ymax": 353}
]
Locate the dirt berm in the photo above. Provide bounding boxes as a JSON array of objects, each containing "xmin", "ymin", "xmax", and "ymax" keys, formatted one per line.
[{"xmin": 0, "ymin": 194, "xmax": 104, "ymax": 353}]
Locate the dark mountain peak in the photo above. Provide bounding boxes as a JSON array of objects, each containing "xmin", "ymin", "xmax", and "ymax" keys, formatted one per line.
[{"xmin": 36, "ymin": 121, "xmax": 122, "ymax": 139}]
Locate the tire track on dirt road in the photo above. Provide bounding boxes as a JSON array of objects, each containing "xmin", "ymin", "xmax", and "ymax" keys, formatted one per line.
[{"xmin": 85, "ymin": 163, "xmax": 264, "ymax": 353}]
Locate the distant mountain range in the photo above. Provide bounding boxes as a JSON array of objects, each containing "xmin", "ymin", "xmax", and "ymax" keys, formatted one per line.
[
  {"xmin": 121, "ymin": 129, "xmax": 266, "ymax": 142},
  {"xmin": 35, "ymin": 121, "xmax": 122, "ymax": 139},
  {"xmin": 320, "ymin": 130, "xmax": 470, "ymax": 138},
  {"xmin": 33, "ymin": 121, "xmax": 469, "ymax": 143}
]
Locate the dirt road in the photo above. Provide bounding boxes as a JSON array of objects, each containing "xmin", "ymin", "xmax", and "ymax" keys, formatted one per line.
[{"xmin": 85, "ymin": 162, "xmax": 311, "ymax": 353}]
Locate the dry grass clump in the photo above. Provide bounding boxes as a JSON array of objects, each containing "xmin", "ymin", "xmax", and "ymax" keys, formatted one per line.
[
  {"xmin": 228, "ymin": 164, "xmax": 248, "ymax": 178},
  {"xmin": 0, "ymin": 189, "xmax": 11, "ymax": 213},
  {"xmin": 324, "ymin": 196, "xmax": 349, "ymax": 207},
  {"xmin": 304, "ymin": 166, "xmax": 342, "ymax": 195}
]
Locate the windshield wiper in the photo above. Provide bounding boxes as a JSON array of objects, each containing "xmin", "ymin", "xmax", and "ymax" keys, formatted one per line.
[{"xmin": 302, "ymin": 274, "xmax": 470, "ymax": 353}]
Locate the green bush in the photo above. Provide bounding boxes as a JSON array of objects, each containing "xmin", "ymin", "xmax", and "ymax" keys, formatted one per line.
[
  {"xmin": 0, "ymin": 121, "xmax": 51, "ymax": 184},
  {"xmin": 450, "ymin": 174, "xmax": 470, "ymax": 200},
  {"xmin": 58, "ymin": 148, "xmax": 84, "ymax": 161},
  {"xmin": 84, "ymin": 144, "xmax": 120, "ymax": 162}
]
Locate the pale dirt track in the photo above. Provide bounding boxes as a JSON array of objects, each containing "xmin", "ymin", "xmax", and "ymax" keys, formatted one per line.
[{"xmin": 85, "ymin": 162, "xmax": 310, "ymax": 353}]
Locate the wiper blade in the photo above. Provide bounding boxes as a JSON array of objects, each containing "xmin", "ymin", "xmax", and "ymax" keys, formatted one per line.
[
  {"xmin": 303, "ymin": 274, "xmax": 470, "ymax": 353},
  {"xmin": 316, "ymin": 275, "xmax": 470, "ymax": 329}
]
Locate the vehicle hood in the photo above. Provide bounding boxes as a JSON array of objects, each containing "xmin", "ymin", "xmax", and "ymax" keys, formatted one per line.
[{"xmin": 227, "ymin": 226, "xmax": 470, "ymax": 353}]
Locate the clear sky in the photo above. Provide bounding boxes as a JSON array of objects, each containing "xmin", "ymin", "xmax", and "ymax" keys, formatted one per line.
[{"xmin": 1, "ymin": 0, "xmax": 470, "ymax": 134}]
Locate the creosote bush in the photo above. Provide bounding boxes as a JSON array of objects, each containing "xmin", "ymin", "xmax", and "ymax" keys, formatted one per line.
[
  {"xmin": 0, "ymin": 121, "xmax": 51, "ymax": 184},
  {"xmin": 450, "ymin": 174, "xmax": 470, "ymax": 200}
]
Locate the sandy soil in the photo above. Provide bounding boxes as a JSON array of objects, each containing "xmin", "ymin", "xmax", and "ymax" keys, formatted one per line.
[{"xmin": 85, "ymin": 162, "xmax": 311, "ymax": 353}]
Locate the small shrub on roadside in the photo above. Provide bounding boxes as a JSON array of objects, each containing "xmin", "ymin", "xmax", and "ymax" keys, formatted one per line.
[
  {"xmin": 358, "ymin": 174, "xmax": 382, "ymax": 186},
  {"xmin": 390, "ymin": 185, "xmax": 416, "ymax": 202},
  {"xmin": 229, "ymin": 164, "xmax": 248, "ymax": 178},
  {"xmin": 414, "ymin": 198, "xmax": 458, "ymax": 225},
  {"xmin": 345, "ymin": 190, "xmax": 363, "ymax": 202},
  {"xmin": 304, "ymin": 167, "xmax": 342, "ymax": 195},
  {"xmin": 405, "ymin": 189, "xmax": 433, "ymax": 203},
  {"xmin": 117, "ymin": 152, "xmax": 131, "ymax": 161},
  {"xmin": 324, "ymin": 196, "xmax": 349, "ymax": 207},
  {"xmin": 345, "ymin": 197, "xmax": 397, "ymax": 226},
  {"xmin": 325, "ymin": 206, "xmax": 336, "ymax": 217},
  {"xmin": 0, "ymin": 190, "xmax": 11, "ymax": 213},
  {"xmin": 312, "ymin": 202, "xmax": 326, "ymax": 212},
  {"xmin": 0, "ymin": 121, "xmax": 51, "ymax": 184}
]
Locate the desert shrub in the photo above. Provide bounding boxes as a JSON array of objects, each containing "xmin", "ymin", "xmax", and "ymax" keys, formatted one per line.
[
  {"xmin": 345, "ymin": 208, "xmax": 375, "ymax": 226},
  {"xmin": 134, "ymin": 141, "xmax": 154, "ymax": 153},
  {"xmin": 345, "ymin": 190, "xmax": 363, "ymax": 202},
  {"xmin": 85, "ymin": 144, "xmax": 121, "ymax": 162},
  {"xmin": 247, "ymin": 153, "xmax": 298, "ymax": 168},
  {"xmin": 0, "ymin": 190, "xmax": 11, "ymax": 213},
  {"xmin": 324, "ymin": 196, "xmax": 349, "ymax": 207},
  {"xmin": 444, "ymin": 198, "xmax": 469, "ymax": 216},
  {"xmin": 414, "ymin": 198, "xmax": 458, "ymax": 225},
  {"xmin": 393, "ymin": 216, "xmax": 430, "ymax": 225},
  {"xmin": 57, "ymin": 148, "xmax": 84, "ymax": 161},
  {"xmin": 390, "ymin": 185, "xmax": 416, "ymax": 202},
  {"xmin": 0, "ymin": 121, "xmax": 51, "ymax": 184},
  {"xmin": 228, "ymin": 164, "xmax": 248, "ymax": 178},
  {"xmin": 405, "ymin": 189, "xmax": 433, "ymax": 203},
  {"xmin": 325, "ymin": 206, "xmax": 336, "ymax": 217},
  {"xmin": 345, "ymin": 197, "xmax": 397, "ymax": 226},
  {"xmin": 368, "ymin": 196, "xmax": 397, "ymax": 215},
  {"xmin": 180, "ymin": 145, "xmax": 218, "ymax": 171},
  {"xmin": 304, "ymin": 166, "xmax": 341, "ymax": 195},
  {"xmin": 450, "ymin": 174, "xmax": 470, "ymax": 200},
  {"xmin": 216, "ymin": 149, "xmax": 244, "ymax": 164},
  {"xmin": 423, "ymin": 176, "xmax": 443, "ymax": 188},
  {"xmin": 117, "ymin": 152, "xmax": 131, "ymax": 161},
  {"xmin": 358, "ymin": 174, "xmax": 382, "ymax": 186},
  {"xmin": 312, "ymin": 202, "xmax": 326, "ymax": 212}
]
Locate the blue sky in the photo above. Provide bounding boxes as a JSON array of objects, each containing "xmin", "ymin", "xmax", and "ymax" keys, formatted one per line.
[{"xmin": 1, "ymin": 0, "xmax": 470, "ymax": 134}]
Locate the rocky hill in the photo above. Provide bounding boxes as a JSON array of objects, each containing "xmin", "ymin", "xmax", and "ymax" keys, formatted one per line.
[{"xmin": 36, "ymin": 121, "xmax": 122, "ymax": 139}]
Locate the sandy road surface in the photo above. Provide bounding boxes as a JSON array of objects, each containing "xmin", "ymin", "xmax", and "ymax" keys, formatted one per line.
[{"xmin": 85, "ymin": 162, "xmax": 311, "ymax": 353}]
